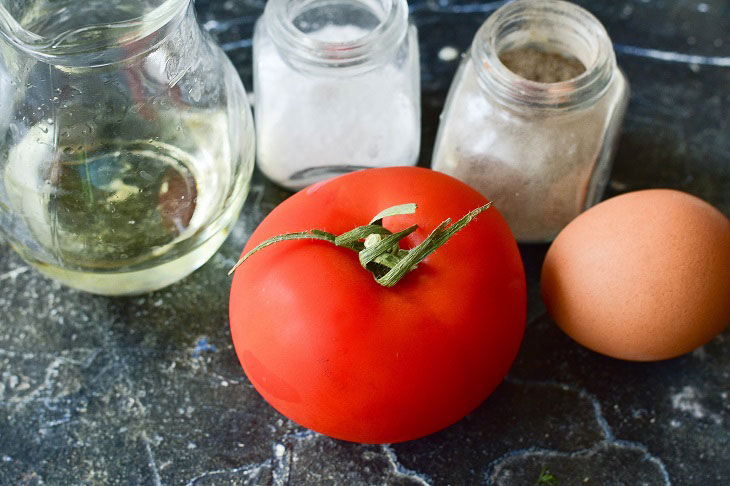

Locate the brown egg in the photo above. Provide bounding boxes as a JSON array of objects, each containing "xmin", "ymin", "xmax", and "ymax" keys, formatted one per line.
[{"xmin": 541, "ymin": 189, "xmax": 730, "ymax": 361}]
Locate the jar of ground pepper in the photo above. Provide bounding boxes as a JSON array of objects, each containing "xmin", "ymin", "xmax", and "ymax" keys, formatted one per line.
[{"xmin": 431, "ymin": 0, "xmax": 629, "ymax": 242}]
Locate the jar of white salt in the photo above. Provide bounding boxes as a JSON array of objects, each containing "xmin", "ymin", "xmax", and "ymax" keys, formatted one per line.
[
  {"xmin": 431, "ymin": 0, "xmax": 629, "ymax": 242},
  {"xmin": 253, "ymin": 0, "xmax": 420, "ymax": 190}
]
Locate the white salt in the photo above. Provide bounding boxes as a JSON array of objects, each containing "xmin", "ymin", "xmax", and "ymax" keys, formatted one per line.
[{"xmin": 254, "ymin": 24, "xmax": 420, "ymax": 190}]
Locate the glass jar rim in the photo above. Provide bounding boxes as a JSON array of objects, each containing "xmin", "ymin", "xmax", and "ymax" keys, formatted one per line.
[
  {"xmin": 0, "ymin": 0, "xmax": 189, "ymax": 59},
  {"xmin": 264, "ymin": 0, "xmax": 409, "ymax": 70},
  {"xmin": 471, "ymin": 0, "xmax": 617, "ymax": 111}
]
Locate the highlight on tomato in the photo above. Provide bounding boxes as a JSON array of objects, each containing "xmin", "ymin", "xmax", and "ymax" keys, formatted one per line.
[{"xmin": 229, "ymin": 167, "xmax": 526, "ymax": 443}]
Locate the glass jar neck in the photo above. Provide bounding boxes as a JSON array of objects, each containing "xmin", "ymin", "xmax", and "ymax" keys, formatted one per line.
[
  {"xmin": 0, "ymin": 0, "xmax": 191, "ymax": 67},
  {"xmin": 471, "ymin": 0, "xmax": 616, "ymax": 112},
  {"xmin": 264, "ymin": 0, "xmax": 408, "ymax": 73}
]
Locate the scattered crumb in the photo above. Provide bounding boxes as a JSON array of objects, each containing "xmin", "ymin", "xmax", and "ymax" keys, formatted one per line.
[{"xmin": 438, "ymin": 46, "xmax": 460, "ymax": 62}]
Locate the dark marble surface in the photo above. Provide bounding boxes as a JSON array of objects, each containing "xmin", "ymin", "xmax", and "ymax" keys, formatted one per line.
[{"xmin": 1, "ymin": 0, "xmax": 729, "ymax": 484}]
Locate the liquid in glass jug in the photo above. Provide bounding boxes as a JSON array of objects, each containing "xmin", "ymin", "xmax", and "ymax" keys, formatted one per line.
[{"xmin": 0, "ymin": 0, "xmax": 255, "ymax": 294}]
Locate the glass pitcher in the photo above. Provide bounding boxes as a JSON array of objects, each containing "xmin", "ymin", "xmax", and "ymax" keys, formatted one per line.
[{"xmin": 0, "ymin": 0, "xmax": 255, "ymax": 295}]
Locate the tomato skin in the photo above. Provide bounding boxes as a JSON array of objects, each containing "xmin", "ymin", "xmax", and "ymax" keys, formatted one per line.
[{"xmin": 229, "ymin": 167, "xmax": 526, "ymax": 443}]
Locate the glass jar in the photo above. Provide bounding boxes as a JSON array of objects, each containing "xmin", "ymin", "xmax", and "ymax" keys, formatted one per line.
[
  {"xmin": 431, "ymin": 0, "xmax": 629, "ymax": 242},
  {"xmin": 0, "ymin": 0, "xmax": 254, "ymax": 295},
  {"xmin": 253, "ymin": 0, "xmax": 420, "ymax": 190}
]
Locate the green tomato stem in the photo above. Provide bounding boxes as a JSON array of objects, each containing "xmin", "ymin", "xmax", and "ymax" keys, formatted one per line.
[{"xmin": 228, "ymin": 202, "xmax": 492, "ymax": 287}]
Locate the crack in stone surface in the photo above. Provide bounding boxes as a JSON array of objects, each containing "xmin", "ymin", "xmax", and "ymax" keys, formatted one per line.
[
  {"xmin": 276, "ymin": 430, "xmax": 433, "ymax": 485},
  {"xmin": 142, "ymin": 433, "xmax": 163, "ymax": 486},
  {"xmin": 486, "ymin": 441, "xmax": 671, "ymax": 486},
  {"xmin": 185, "ymin": 460, "xmax": 274, "ymax": 485},
  {"xmin": 504, "ymin": 377, "xmax": 614, "ymax": 441},
  {"xmin": 486, "ymin": 377, "xmax": 671, "ymax": 485},
  {"xmin": 381, "ymin": 444, "xmax": 433, "ymax": 486}
]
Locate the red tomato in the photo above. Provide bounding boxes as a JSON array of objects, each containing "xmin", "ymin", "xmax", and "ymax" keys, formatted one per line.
[{"xmin": 229, "ymin": 167, "xmax": 526, "ymax": 443}]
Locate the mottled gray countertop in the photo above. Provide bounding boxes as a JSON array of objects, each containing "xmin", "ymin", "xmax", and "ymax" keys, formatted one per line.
[{"xmin": 1, "ymin": 0, "xmax": 729, "ymax": 485}]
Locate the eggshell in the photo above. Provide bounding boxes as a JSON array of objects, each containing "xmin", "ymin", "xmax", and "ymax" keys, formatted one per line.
[{"xmin": 541, "ymin": 189, "xmax": 730, "ymax": 361}]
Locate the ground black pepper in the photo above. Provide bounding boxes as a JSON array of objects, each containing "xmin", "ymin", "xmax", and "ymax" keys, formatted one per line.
[{"xmin": 499, "ymin": 46, "xmax": 586, "ymax": 83}]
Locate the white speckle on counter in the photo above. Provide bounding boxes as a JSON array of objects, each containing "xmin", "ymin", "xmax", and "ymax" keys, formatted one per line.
[
  {"xmin": 697, "ymin": 3, "xmax": 709, "ymax": 12},
  {"xmin": 0, "ymin": 266, "xmax": 29, "ymax": 281},
  {"xmin": 202, "ymin": 19, "xmax": 220, "ymax": 31},
  {"xmin": 220, "ymin": 38, "xmax": 253, "ymax": 52},
  {"xmin": 691, "ymin": 346, "xmax": 707, "ymax": 360},
  {"xmin": 671, "ymin": 386, "xmax": 705, "ymax": 419},
  {"xmin": 274, "ymin": 443, "xmax": 286, "ymax": 459},
  {"xmin": 438, "ymin": 46, "xmax": 459, "ymax": 62}
]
